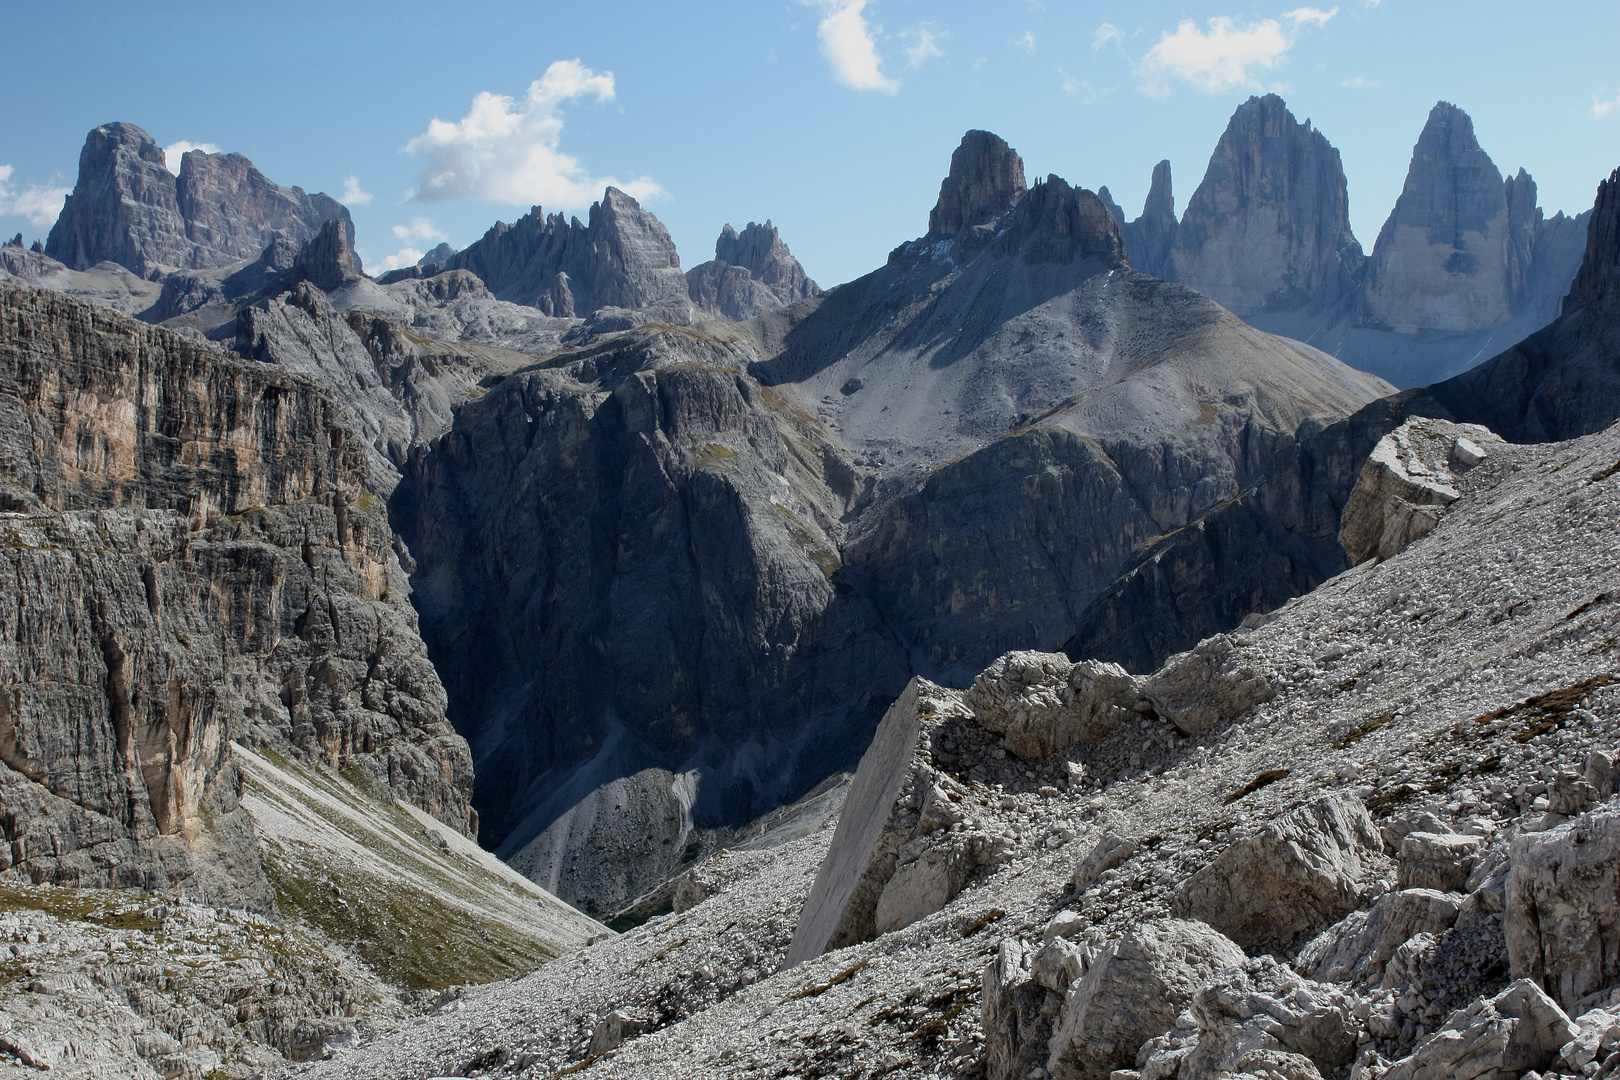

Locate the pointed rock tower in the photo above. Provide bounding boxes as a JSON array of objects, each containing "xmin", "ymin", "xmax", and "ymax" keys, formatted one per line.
[{"xmin": 1168, "ymin": 94, "xmax": 1363, "ymax": 316}]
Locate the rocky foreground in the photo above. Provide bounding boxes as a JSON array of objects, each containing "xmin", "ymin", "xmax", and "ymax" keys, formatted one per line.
[{"xmin": 286, "ymin": 413, "xmax": 1620, "ymax": 1080}]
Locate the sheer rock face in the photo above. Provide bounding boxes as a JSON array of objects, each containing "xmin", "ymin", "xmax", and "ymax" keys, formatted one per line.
[
  {"xmin": 44, "ymin": 122, "xmax": 351, "ymax": 277},
  {"xmin": 1362, "ymin": 103, "xmax": 1517, "ymax": 332},
  {"xmin": 1168, "ymin": 95, "xmax": 1364, "ymax": 317},
  {"xmin": 928, "ymin": 130, "xmax": 1028, "ymax": 241},
  {"xmin": 441, "ymin": 187, "xmax": 687, "ymax": 316},
  {"xmin": 1121, "ymin": 160, "xmax": 1179, "ymax": 280},
  {"xmin": 685, "ymin": 221, "xmax": 821, "ymax": 321},
  {"xmin": 0, "ymin": 283, "xmax": 474, "ymax": 906}
]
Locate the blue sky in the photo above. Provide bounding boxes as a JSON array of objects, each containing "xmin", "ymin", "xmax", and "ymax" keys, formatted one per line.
[{"xmin": 2, "ymin": 1, "xmax": 1617, "ymax": 288}]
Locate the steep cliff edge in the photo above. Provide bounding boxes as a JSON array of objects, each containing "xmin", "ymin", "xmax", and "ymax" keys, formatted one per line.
[{"xmin": 0, "ymin": 283, "xmax": 475, "ymax": 908}]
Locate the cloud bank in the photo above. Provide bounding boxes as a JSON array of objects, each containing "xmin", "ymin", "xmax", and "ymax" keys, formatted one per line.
[
  {"xmin": 161, "ymin": 140, "xmax": 220, "ymax": 173},
  {"xmin": 811, "ymin": 1, "xmax": 899, "ymax": 93},
  {"xmin": 0, "ymin": 165, "xmax": 70, "ymax": 231},
  {"xmin": 405, "ymin": 59, "xmax": 660, "ymax": 209},
  {"xmin": 1138, "ymin": 7, "xmax": 1336, "ymax": 96}
]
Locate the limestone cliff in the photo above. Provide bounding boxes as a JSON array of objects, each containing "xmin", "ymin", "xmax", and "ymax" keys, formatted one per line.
[
  {"xmin": 1120, "ymin": 160, "xmax": 1178, "ymax": 280},
  {"xmin": 45, "ymin": 122, "xmax": 351, "ymax": 276},
  {"xmin": 0, "ymin": 283, "xmax": 474, "ymax": 908},
  {"xmin": 1167, "ymin": 94, "xmax": 1364, "ymax": 317}
]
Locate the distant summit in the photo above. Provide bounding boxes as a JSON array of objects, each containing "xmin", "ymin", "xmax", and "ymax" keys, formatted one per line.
[
  {"xmin": 1110, "ymin": 96, "xmax": 1591, "ymax": 387},
  {"xmin": 686, "ymin": 221, "xmax": 821, "ymax": 321},
  {"xmin": 46, "ymin": 122, "xmax": 351, "ymax": 276}
]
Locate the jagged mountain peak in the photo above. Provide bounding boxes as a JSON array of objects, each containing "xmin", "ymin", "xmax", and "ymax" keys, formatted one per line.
[
  {"xmin": 928, "ymin": 129, "xmax": 1027, "ymax": 239},
  {"xmin": 292, "ymin": 217, "xmax": 365, "ymax": 292},
  {"xmin": 44, "ymin": 120, "xmax": 351, "ymax": 278},
  {"xmin": 686, "ymin": 219, "xmax": 820, "ymax": 321},
  {"xmin": 1570, "ymin": 166, "xmax": 1620, "ymax": 312},
  {"xmin": 1168, "ymin": 92, "xmax": 1362, "ymax": 317}
]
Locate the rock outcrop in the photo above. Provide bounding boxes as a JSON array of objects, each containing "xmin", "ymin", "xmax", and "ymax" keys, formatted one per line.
[
  {"xmin": 1337, "ymin": 417, "xmax": 1501, "ymax": 564},
  {"xmin": 1506, "ymin": 803, "xmax": 1620, "ymax": 1014},
  {"xmin": 1045, "ymin": 919, "xmax": 1248, "ymax": 1080},
  {"xmin": 438, "ymin": 186, "xmax": 687, "ymax": 316},
  {"xmin": 1380, "ymin": 979, "xmax": 1576, "ymax": 1080},
  {"xmin": 685, "ymin": 221, "xmax": 821, "ymax": 320},
  {"xmin": 1167, "ymin": 95, "xmax": 1364, "ymax": 317},
  {"xmin": 926, "ymin": 129, "xmax": 1027, "ymax": 244},
  {"xmin": 45, "ymin": 122, "xmax": 351, "ymax": 276},
  {"xmin": 1172, "ymin": 794, "xmax": 1390, "ymax": 955},
  {"xmin": 0, "ymin": 282, "xmax": 474, "ymax": 906}
]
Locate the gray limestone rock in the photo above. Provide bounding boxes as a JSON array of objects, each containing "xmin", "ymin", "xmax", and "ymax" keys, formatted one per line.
[
  {"xmin": 927, "ymin": 129, "xmax": 1027, "ymax": 246},
  {"xmin": 984, "ymin": 937, "xmax": 1060, "ymax": 1080},
  {"xmin": 1338, "ymin": 418, "xmax": 1503, "ymax": 565},
  {"xmin": 1046, "ymin": 918, "xmax": 1248, "ymax": 1080},
  {"xmin": 1296, "ymin": 888, "xmax": 1463, "ymax": 987},
  {"xmin": 1139, "ymin": 957, "xmax": 1361, "ymax": 1080},
  {"xmin": 1167, "ymin": 94, "xmax": 1364, "ymax": 317},
  {"xmin": 45, "ymin": 122, "xmax": 350, "ymax": 277},
  {"xmin": 964, "ymin": 651, "xmax": 1139, "ymax": 761},
  {"xmin": 1506, "ymin": 800, "xmax": 1620, "ymax": 1014},
  {"xmin": 290, "ymin": 217, "xmax": 364, "ymax": 292},
  {"xmin": 1141, "ymin": 634, "xmax": 1275, "ymax": 737},
  {"xmin": 1398, "ymin": 831, "xmax": 1484, "ymax": 893},
  {"xmin": 1173, "ymin": 794, "xmax": 1391, "ymax": 956},
  {"xmin": 440, "ymin": 187, "xmax": 688, "ymax": 316},
  {"xmin": 1121, "ymin": 160, "xmax": 1177, "ymax": 280},
  {"xmin": 1380, "ymin": 978, "xmax": 1576, "ymax": 1080},
  {"xmin": 685, "ymin": 221, "xmax": 821, "ymax": 321},
  {"xmin": 1072, "ymin": 831, "xmax": 1140, "ymax": 893},
  {"xmin": 1362, "ymin": 103, "xmax": 1515, "ymax": 334},
  {"xmin": 0, "ymin": 282, "xmax": 475, "ymax": 908}
]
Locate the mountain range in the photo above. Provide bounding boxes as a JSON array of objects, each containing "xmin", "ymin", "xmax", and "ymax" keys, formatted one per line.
[{"xmin": 0, "ymin": 98, "xmax": 1617, "ymax": 1079}]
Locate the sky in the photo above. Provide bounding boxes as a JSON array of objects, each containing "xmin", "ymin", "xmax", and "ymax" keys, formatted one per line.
[{"xmin": 2, "ymin": 1, "xmax": 1618, "ymax": 289}]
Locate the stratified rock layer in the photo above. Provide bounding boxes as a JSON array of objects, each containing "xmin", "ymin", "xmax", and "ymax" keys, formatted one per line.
[
  {"xmin": 685, "ymin": 221, "xmax": 821, "ymax": 320},
  {"xmin": 0, "ymin": 282, "xmax": 474, "ymax": 907}
]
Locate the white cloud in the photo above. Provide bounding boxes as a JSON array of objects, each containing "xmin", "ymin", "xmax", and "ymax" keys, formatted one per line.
[
  {"xmin": 1138, "ymin": 9, "xmax": 1334, "ymax": 96},
  {"xmin": 161, "ymin": 140, "xmax": 220, "ymax": 173},
  {"xmin": 341, "ymin": 175, "xmax": 372, "ymax": 206},
  {"xmin": 404, "ymin": 59, "xmax": 661, "ymax": 208},
  {"xmin": 1342, "ymin": 75, "xmax": 1381, "ymax": 90},
  {"xmin": 375, "ymin": 246, "xmax": 426, "ymax": 272},
  {"xmin": 0, "ymin": 165, "xmax": 71, "ymax": 231},
  {"xmin": 1594, "ymin": 86, "xmax": 1620, "ymax": 120},
  {"xmin": 1014, "ymin": 30, "xmax": 1038, "ymax": 54},
  {"xmin": 1056, "ymin": 67, "xmax": 1115, "ymax": 105},
  {"xmin": 900, "ymin": 23, "xmax": 944, "ymax": 69},
  {"xmin": 808, "ymin": 0, "xmax": 899, "ymax": 93},
  {"xmin": 1093, "ymin": 23, "xmax": 1125, "ymax": 51},
  {"xmin": 392, "ymin": 218, "xmax": 447, "ymax": 244},
  {"xmin": 1284, "ymin": 6, "xmax": 1339, "ymax": 27}
]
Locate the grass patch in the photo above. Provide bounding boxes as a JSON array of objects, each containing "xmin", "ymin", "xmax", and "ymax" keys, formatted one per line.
[
  {"xmin": 1223, "ymin": 769, "xmax": 1289, "ymax": 805},
  {"xmin": 1463, "ymin": 673, "xmax": 1614, "ymax": 743},
  {"xmin": 783, "ymin": 959, "xmax": 868, "ymax": 1002},
  {"xmin": 1334, "ymin": 711, "xmax": 1396, "ymax": 749}
]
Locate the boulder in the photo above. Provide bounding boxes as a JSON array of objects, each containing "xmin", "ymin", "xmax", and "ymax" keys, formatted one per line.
[
  {"xmin": 1046, "ymin": 918, "xmax": 1247, "ymax": 1080},
  {"xmin": 1380, "ymin": 979, "xmax": 1576, "ymax": 1080},
  {"xmin": 1073, "ymin": 831, "xmax": 1141, "ymax": 893},
  {"xmin": 1505, "ymin": 801, "xmax": 1620, "ymax": 1013},
  {"xmin": 1173, "ymin": 795, "xmax": 1391, "ymax": 956},
  {"xmin": 1138, "ymin": 958, "xmax": 1360, "ymax": 1080},
  {"xmin": 1338, "ymin": 417, "xmax": 1502, "ymax": 565},
  {"xmin": 1141, "ymin": 634, "xmax": 1275, "ymax": 737},
  {"xmin": 587, "ymin": 1009, "xmax": 649, "ymax": 1055},
  {"xmin": 1295, "ymin": 888, "xmax": 1462, "ymax": 987},
  {"xmin": 966, "ymin": 652, "xmax": 1141, "ymax": 760},
  {"xmin": 1398, "ymin": 831, "xmax": 1484, "ymax": 893}
]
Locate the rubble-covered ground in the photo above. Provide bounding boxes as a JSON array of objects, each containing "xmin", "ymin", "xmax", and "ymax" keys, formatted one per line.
[{"xmin": 284, "ymin": 414, "xmax": 1620, "ymax": 1080}]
